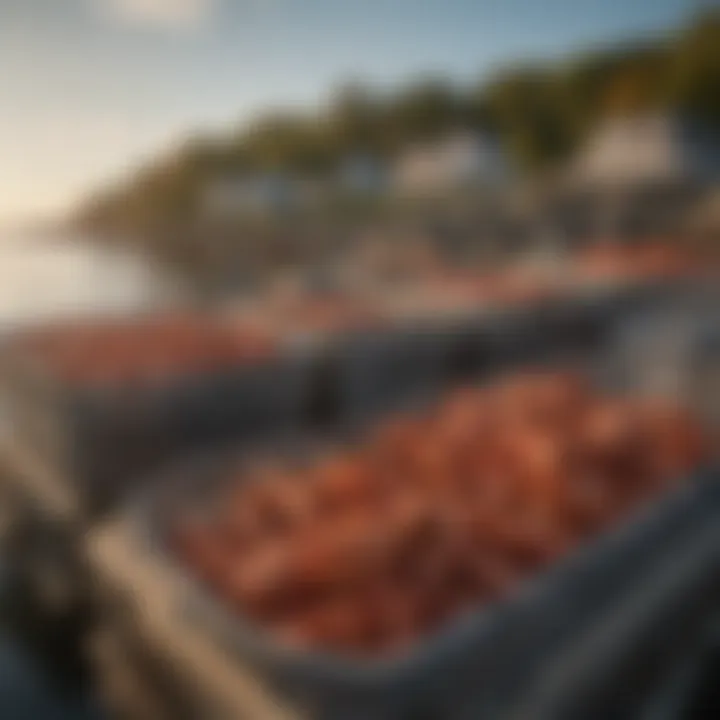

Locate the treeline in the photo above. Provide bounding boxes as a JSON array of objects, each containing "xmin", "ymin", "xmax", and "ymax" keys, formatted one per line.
[{"xmin": 78, "ymin": 11, "xmax": 719, "ymax": 241}]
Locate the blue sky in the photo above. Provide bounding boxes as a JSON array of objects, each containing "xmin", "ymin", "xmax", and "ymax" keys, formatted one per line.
[{"xmin": 0, "ymin": 0, "xmax": 692, "ymax": 225}]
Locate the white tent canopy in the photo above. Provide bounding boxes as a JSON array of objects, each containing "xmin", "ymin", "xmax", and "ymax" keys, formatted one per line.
[{"xmin": 568, "ymin": 115, "xmax": 720, "ymax": 189}]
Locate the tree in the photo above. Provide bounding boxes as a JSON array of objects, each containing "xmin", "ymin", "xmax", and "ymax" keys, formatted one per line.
[
  {"xmin": 385, "ymin": 78, "xmax": 464, "ymax": 146},
  {"xmin": 328, "ymin": 81, "xmax": 384, "ymax": 155},
  {"xmin": 669, "ymin": 11, "xmax": 720, "ymax": 123},
  {"xmin": 483, "ymin": 68, "xmax": 571, "ymax": 169},
  {"xmin": 75, "ymin": 10, "xmax": 720, "ymax": 279}
]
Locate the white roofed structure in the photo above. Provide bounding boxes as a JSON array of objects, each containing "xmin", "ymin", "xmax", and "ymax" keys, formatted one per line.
[
  {"xmin": 394, "ymin": 131, "xmax": 511, "ymax": 196},
  {"xmin": 569, "ymin": 115, "xmax": 720, "ymax": 190}
]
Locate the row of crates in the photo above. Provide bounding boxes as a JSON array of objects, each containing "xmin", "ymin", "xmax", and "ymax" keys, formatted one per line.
[{"xmin": 0, "ymin": 275, "xmax": 716, "ymax": 719}]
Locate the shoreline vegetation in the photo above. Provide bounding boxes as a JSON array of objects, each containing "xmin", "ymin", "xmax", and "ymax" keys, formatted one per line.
[{"xmin": 75, "ymin": 11, "xmax": 719, "ymax": 289}]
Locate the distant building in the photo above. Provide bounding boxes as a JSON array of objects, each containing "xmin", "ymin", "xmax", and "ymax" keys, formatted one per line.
[
  {"xmin": 393, "ymin": 132, "xmax": 511, "ymax": 196},
  {"xmin": 569, "ymin": 115, "xmax": 720, "ymax": 190},
  {"xmin": 337, "ymin": 155, "xmax": 388, "ymax": 195},
  {"xmin": 202, "ymin": 173, "xmax": 297, "ymax": 218},
  {"xmin": 554, "ymin": 115, "xmax": 720, "ymax": 241}
]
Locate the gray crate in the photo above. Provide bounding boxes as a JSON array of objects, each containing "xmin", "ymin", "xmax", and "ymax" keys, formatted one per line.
[
  {"xmin": 331, "ymin": 323, "xmax": 459, "ymax": 425},
  {"xmin": 137, "ymin": 442, "xmax": 719, "ymax": 719},
  {"xmin": 326, "ymin": 291, "xmax": 624, "ymax": 428},
  {"xmin": 502, "ymin": 515, "xmax": 720, "ymax": 720},
  {"xmin": 606, "ymin": 289, "xmax": 720, "ymax": 427},
  {"xmin": 0, "ymin": 349, "xmax": 315, "ymax": 515}
]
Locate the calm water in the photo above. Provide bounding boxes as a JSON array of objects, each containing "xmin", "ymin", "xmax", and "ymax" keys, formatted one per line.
[{"xmin": 0, "ymin": 232, "xmax": 173, "ymax": 330}]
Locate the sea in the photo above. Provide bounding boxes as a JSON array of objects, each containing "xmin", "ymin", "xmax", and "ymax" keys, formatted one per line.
[{"xmin": 0, "ymin": 231, "xmax": 173, "ymax": 330}]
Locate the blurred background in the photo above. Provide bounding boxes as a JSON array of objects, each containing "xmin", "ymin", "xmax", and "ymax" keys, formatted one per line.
[{"xmin": 0, "ymin": 1, "xmax": 718, "ymax": 718}]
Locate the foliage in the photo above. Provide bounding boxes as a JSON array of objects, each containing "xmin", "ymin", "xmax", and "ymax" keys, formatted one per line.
[{"xmin": 77, "ymin": 11, "xmax": 719, "ymax": 245}]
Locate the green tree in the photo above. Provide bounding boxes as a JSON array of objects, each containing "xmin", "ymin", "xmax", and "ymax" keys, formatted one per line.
[
  {"xmin": 385, "ymin": 78, "xmax": 464, "ymax": 145},
  {"xmin": 75, "ymin": 10, "xmax": 720, "ymax": 277},
  {"xmin": 669, "ymin": 11, "xmax": 720, "ymax": 122}
]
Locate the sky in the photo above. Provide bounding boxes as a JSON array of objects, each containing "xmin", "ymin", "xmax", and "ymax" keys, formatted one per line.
[{"xmin": 0, "ymin": 0, "xmax": 693, "ymax": 227}]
